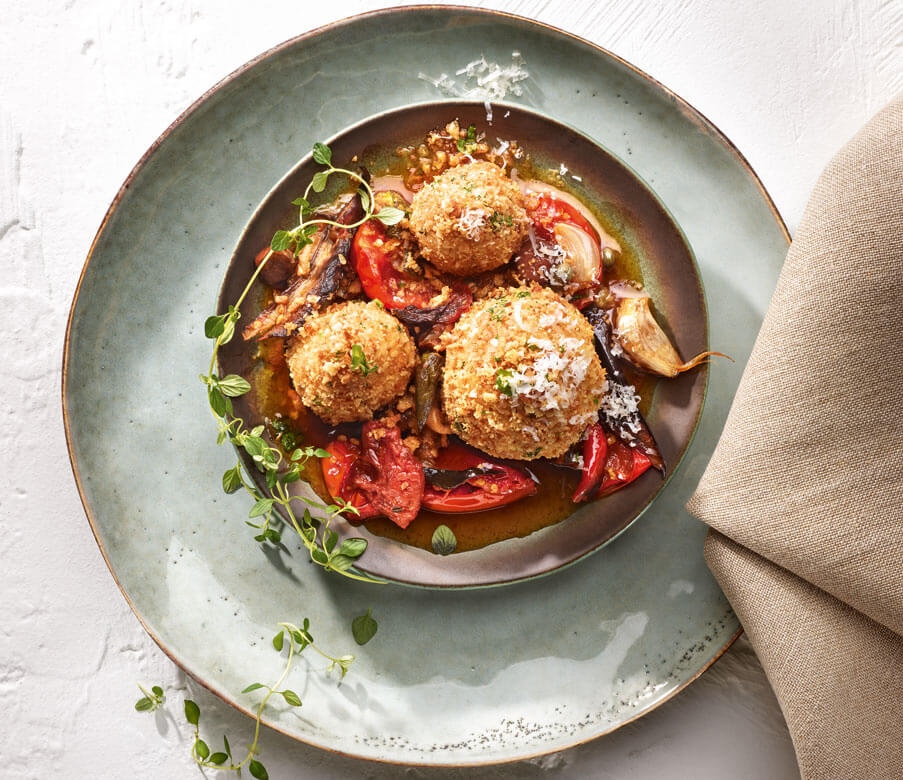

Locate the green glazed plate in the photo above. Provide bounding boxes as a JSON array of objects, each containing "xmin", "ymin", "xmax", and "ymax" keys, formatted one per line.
[{"xmin": 64, "ymin": 7, "xmax": 788, "ymax": 766}]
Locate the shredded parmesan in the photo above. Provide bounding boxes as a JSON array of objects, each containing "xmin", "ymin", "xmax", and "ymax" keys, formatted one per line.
[
  {"xmin": 503, "ymin": 337, "xmax": 595, "ymax": 413},
  {"xmin": 456, "ymin": 208, "xmax": 486, "ymax": 240},
  {"xmin": 418, "ymin": 52, "xmax": 530, "ymax": 103},
  {"xmin": 600, "ymin": 380, "xmax": 643, "ymax": 438}
]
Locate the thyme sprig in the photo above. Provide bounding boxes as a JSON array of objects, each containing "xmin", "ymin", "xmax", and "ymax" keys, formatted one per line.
[
  {"xmin": 138, "ymin": 618, "xmax": 358, "ymax": 779},
  {"xmin": 201, "ymin": 142, "xmax": 401, "ymax": 584}
]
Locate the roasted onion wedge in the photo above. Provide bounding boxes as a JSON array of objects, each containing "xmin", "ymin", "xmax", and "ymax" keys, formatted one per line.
[{"xmin": 612, "ymin": 296, "xmax": 729, "ymax": 377}]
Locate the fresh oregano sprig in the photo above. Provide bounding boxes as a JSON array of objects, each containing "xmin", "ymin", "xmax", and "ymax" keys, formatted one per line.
[{"xmin": 200, "ymin": 142, "xmax": 403, "ymax": 584}]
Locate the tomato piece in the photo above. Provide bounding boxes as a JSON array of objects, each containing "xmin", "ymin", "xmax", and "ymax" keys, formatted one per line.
[
  {"xmin": 347, "ymin": 421, "xmax": 425, "ymax": 529},
  {"xmin": 572, "ymin": 423, "xmax": 607, "ymax": 502},
  {"xmin": 528, "ymin": 192, "xmax": 599, "ymax": 244},
  {"xmin": 322, "ymin": 440, "xmax": 379, "ymax": 520},
  {"xmin": 351, "ymin": 220, "xmax": 435, "ymax": 309},
  {"xmin": 422, "ymin": 444, "xmax": 537, "ymax": 513},
  {"xmin": 597, "ymin": 443, "xmax": 653, "ymax": 498}
]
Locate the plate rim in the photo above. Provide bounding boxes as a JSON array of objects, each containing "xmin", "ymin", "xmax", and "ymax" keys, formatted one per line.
[
  {"xmin": 62, "ymin": 4, "xmax": 787, "ymax": 766},
  {"xmin": 220, "ymin": 96, "xmax": 712, "ymax": 589}
]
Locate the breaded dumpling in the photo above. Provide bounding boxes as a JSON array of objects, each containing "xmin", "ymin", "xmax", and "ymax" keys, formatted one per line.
[
  {"xmin": 409, "ymin": 161, "xmax": 528, "ymax": 276},
  {"xmin": 286, "ymin": 300, "xmax": 415, "ymax": 424},
  {"xmin": 442, "ymin": 286, "xmax": 606, "ymax": 459}
]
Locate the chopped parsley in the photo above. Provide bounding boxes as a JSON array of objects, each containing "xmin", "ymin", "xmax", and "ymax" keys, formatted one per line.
[
  {"xmin": 456, "ymin": 124, "xmax": 478, "ymax": 153},
  {"xmin": 350, "ymin": 343, "xmax": 378, "ymax": 376},
  {"xmin": 495, "ymin": 368, "xmax": 515, "ymax": 397}
]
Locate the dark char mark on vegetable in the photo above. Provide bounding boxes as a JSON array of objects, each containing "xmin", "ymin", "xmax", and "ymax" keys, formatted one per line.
[
  {"xmin": 583, "ymin": 304, "xmax": 665, "ymax": 472},
  {"xmin": 242, "ymin": 194, "xmax": 365, "ymax": 341}
]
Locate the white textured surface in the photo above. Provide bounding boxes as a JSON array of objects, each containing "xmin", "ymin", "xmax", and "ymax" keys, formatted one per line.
[{"xmin": 1, "ymin": 1, "xmax": 900, "ymax": 777}]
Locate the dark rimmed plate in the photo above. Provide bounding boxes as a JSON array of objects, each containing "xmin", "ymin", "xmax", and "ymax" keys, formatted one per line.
[
  {"xmin": 63, "ymin": 6, "xmax": 788, "ymax": 766},
  {"xmin": 219, "ymin": 100, "xmax": 709, "ymax": 588}
]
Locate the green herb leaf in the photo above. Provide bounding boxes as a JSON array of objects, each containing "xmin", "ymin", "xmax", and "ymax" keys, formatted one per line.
[
  {"xmin": 222, "ymin": 466, "xmax": 242, "ymax": 494},
  {"xmin": 291, "ymin": 196, "xmax": 310, "ymax": 210},
  {"xmin": 311, "ymin": 170, "xmax": 329, "ymax": 193},
  {"xmin": 218, "ymin": 374, "xmax": 251, "ymax": 397},
  {"xmin": 223, "ymin": 735, "xmax": 232, "ymax": 759},
  {"xmin": 324, "ymin": 530, "xmax": 338, "ymax": 554},
  {"xmin": 204, "ymin": 315, "xmax": 225, "ymax": 339},
  {"xmin": 184, "ymin": 699, "xmax": 200, "ymax": 726},
  {"xmin": 242, "ymin": 682, "xmax": 266, "ymax": 694},
  {"xmin": 312, "ymin": 142, "xmax": 332, "ymax": 166},
  {"xmin": 209, "ymin": 752, "xmax": 229, "ymax": 765},
  {"xmin": 195, "ymin": 739, "xmax": 210, "ymax": 760},
  {"xmin": 494, "ymin": 368, "xmax": 514, "ymax": 397},
  {"xmin": 243, "ymin": 436, "xmax": 266, "ymax": 459},
  {"xmin": 357, "ymin": 187, "xmax": 370, "ymax": 212},
  {"xmin": 373, "ymin": 206, "xmax": 405, "ymax": 226},
  {"xmin": 351, "ymin": 609, "xmax": 378, "ymax": 645},
  {"xmin": 281, "ymin": 689, "xmax": 302, "ymax": 707},
  {"xmin": 337, "ymin": 537, "xmax": 367, "ymax": 559},
  {"xmin": 350, "ymin": 343, "xmax": 378, "ymax": 376},
  {"xmin": 270, "ymin": 230, "xmax": 293, "ymax": 252},
  {"xmin": 208, "ymin": 386, "xmax": 229, "ymax": 417},
  {"xmin": 431, "ymin": 524, "xmax": 457, "ymax": 555},
  {"xmin": 272, "ymin": 630, "xmax": 284, "ymax": 652},
  {"xmin": 249, "ymin": 759, "xmax": 269, "ymax": 780},
  {"xmin": 249, "ymin": 498, "xmax": 274, "ymax": 519},
  {"xmin": 134, "ymin": 697, "xmax": 153, "ymax": 711},
  {"xmin": 328, "ymin": 554, "xmax": 354, "ymax": 572},
  {"xmin": 151, "ymin": 685, "xmax": 164, "ymax": 698}
]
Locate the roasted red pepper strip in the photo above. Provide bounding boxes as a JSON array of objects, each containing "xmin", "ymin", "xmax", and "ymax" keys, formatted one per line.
[
  {"xmin": 351, "ymin": 220, "xmax": 436, "ymax": 309},
  {"xmin": 422, "ymin": 443, "xmax": 537, "ymax": 513},
  {"xmin": 322, "ymin": 439, "xmax": 379, "ymax": 520},
  {"xmin": 597, "ymin": 442, "xmax": 653, "ymax": 498},
  {"xmin": 571, "ymin": 423, "xmax": 608, "ymax": 502},
  {"xmin": 528, "ymin": 192, "xmax": 599, "ymax": 244}
]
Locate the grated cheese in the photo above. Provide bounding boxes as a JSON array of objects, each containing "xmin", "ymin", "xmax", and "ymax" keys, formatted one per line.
[
  {"xmin": 418, "ymin": 52, "xmax": 530, "ymax": 103},
  {"xmin": 456, "ymin": 208, "xmax": 487, "ymax": 240}
]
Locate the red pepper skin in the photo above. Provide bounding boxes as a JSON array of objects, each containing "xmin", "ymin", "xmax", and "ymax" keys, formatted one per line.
[
  {"xmin": 322, "ymin": 440, "xmax": 379, "ymax": 520},
  {"xmin": 528, "ymin": 192, "xmax": 599, "ymax": 245},
  {"xmin": 572, "ymin": 423, "xmax": 608, "ymax": 502},
  {"xmin": 351, "ymin": 220, "xmax": 435, "ymax": 309},
  {"xmin": 422, "ymin": 444, "xmax": 537, "ymax": 513},
  {"xmin": 597, "ymin": 445, "xmax": 653, "ymax": 498}
]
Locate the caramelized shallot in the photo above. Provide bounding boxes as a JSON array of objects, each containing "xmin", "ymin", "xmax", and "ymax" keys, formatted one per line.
[
  {"xmin": 613, "ymin": 297, "xmax": 729, "ymax": 377},
  {"xmin": 553, "ymin": 222, "xmax": 601, "ymax": 285}
]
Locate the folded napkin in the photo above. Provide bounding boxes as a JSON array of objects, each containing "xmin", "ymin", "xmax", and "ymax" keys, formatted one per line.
[{"xmin": 688, "ymin": 94, "xmax": 903, "ymax": 780}]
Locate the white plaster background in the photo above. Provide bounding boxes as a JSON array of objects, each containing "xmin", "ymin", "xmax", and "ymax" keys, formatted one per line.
[{"xmin": 1, "ymin": 0, "xmax": 900, "ymax": 777}]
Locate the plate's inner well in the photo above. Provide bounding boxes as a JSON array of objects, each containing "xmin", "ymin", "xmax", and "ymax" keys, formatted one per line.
[{"xmin": 218, "ymin": 102, "xmax": 709, "ymax": 588}]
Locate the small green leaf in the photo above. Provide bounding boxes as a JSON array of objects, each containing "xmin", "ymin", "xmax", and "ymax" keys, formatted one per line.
[
  {"xmin": 243, "ymin": 436, "xmax": 266, "ymax": 458},
  {"xmin": 208, "ymin": 387, "xmax": 228, "ymax": 417},
  {"xmin": 265, "ymin": 527, "xmax": 281, "ymax": 544},
  {"xmin": 242, "ymin": 682, "xmax": 266, "ymax": 694},
  {"xmin": 195, "ymin": 739, "xmax": 210, "ymax": 760},
  {"xmin": 311, "ymin": 548, "xmax": 328, "ymax": 565},
  {"xmin": 350, "ymin": 343, "xmax": 378, "ymax": 376},
  {"xmin": 328, "ymin": 554, "xmax": 353, "ymax": 571},
  {"xmin": 311, "ymin": 170, "xmax": 329, "ymax": 193},
  {"xmin": 373, "ymin": 206, "xmax": 405, "ymax": 226},
  {"xmin": 209, "ymin": 752, "xmax": 229, "ymax": 765},
  {"xmin": 352, "ymin": 609, "xmax": 378, "ymax": 646},
  {"xmin": 249, "ymin": 759, "xmax": 269, "ymax": 780},
  {"xmin": 134, "ymin": 697, "xmax": 153, "ymax": 711},
  {"xmin": 313, "ymin": 447, "xmax": 331, "ymax": 459},
  {"xmin": 151, "ymin": 685, "xmax": 164, "ymax": 698},
  {"xmin": 223, "ymin": 735, "xmax": 232, "ymax": 759},
  {"xmin": 272, "ymin": 630, "xmax": 284, "ymax": 651},
  {"xmin": 222, "ymin": 467, "xmax": 242, "ymax": 494},
  {"xmin": 324, "ymin": 530, "xmax": 338, "ymax": 554},
  {"xmin": 281, "ymin": 689, "xmax": 302, "ymax": 707},
  {"xmin": 270, "ymin": 230, "xmax": 293, "ymax": 252},
  {"xmin": 291, "ymin": 196, "xmax": 311, "ymax": 210},
  {"xmin": 431, "ymin": 524, "xmax": 457, "ymax": 555},
  {"xmin": 357, "ymin": 187, "xmax": 370, "ymax": 212},
  {"xmin": 204, "ymin": 315, "xmax": 225, "ymax": 339},
  {"xmin": 312, "ymin": 142, "xmax": 332, "ymax": 166},
  {"xmin": 218, "ymin": 374, "xmax": 251, "ymax": 397},
  {"xmin": 184, "ymin": 699, "xmax": 200, "ymax": 725},
  {"xmin": 337, "ymin": 537, "xmax": 367, "ymax": 559},
  {"xmin": 249, "ymin": 498, "xmax": 274, "ymax": 518}
]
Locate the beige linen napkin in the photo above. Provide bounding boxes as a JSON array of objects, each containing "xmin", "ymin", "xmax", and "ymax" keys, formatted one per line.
[{"xmin": 688, "ymin": 94, "xmax": 903, "ymax": 780}]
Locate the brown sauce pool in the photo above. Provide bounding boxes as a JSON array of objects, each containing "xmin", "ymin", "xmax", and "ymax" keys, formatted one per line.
[{"xmin": 249, "ymin": 153, "xmax": 658, "ymax": 554}]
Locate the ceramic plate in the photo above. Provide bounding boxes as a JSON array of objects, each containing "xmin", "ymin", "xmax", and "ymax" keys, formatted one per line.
[
  {"xmin": 220, "ymin": 100, "xmax": 710, "ymax": 587},
  {"xmin": 64, "ymin": 7, "xmax": 788, "ymax": 766}
]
